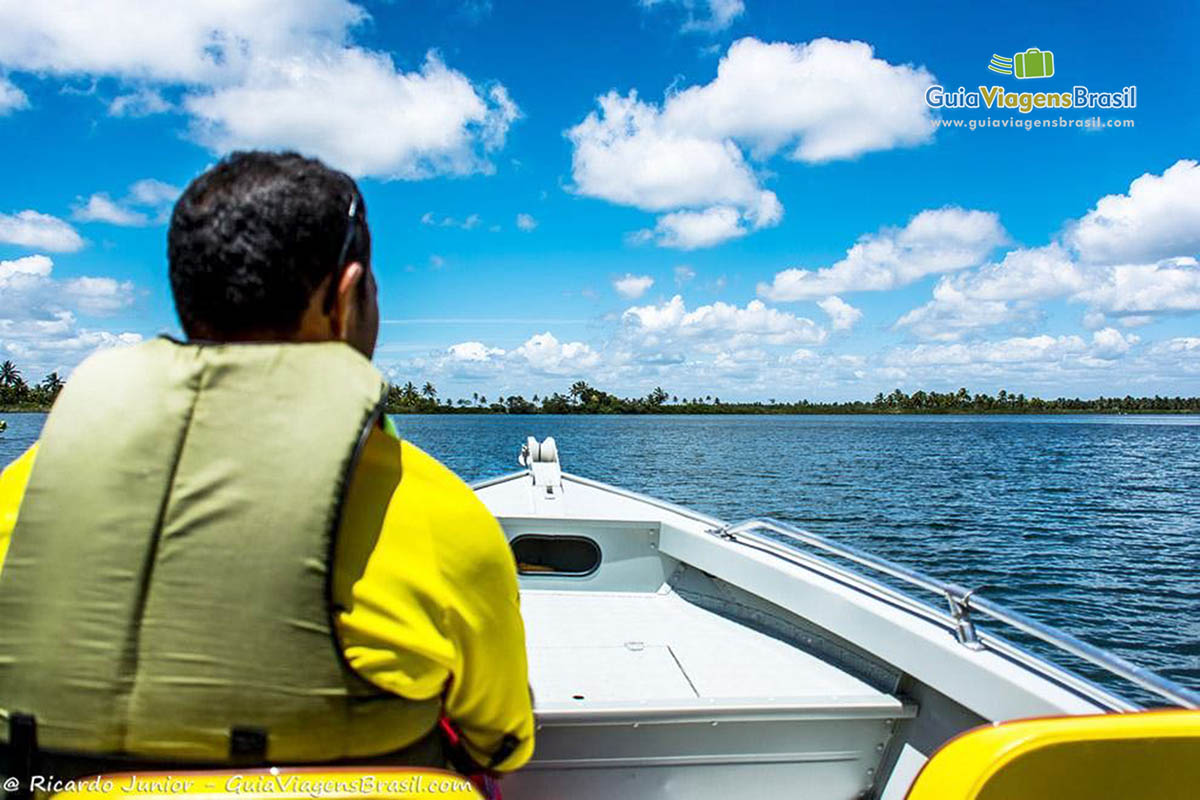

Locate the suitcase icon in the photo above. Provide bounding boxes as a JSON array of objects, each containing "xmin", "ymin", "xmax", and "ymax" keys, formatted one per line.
[{"xmin": 1014, "ymin": 48, "xmax": 1055, "ymax": 79}]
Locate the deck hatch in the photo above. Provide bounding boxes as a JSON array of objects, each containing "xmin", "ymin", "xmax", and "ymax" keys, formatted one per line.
[{"xmin": 512, "ymin": 534, "xmax": 601, "ymax": 576}]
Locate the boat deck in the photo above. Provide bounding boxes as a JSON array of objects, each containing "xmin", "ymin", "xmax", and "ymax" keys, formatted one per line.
[{"xmin": 522, "ymin": 587, "xmax": 904, "ymax": 717}]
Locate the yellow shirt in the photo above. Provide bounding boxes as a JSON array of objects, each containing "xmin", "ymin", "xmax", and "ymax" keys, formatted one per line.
[{"xmin": 0, "ymin": 429, "xmax": 534, "ymax": 772}]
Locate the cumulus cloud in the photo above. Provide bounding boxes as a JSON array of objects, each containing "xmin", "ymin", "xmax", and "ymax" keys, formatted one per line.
[
  {"xmin": 817, "ymin": 296, "xmax": 863, "ymax": 331},
  {"xmin": 621, "ymin": 294, "xmax": 826, "ymax": 348},
  {"xmin": 186, "ymin": 51, "xmax": 518, "ymax": 179},
  {"xmin": 516, "ymin": 212, "xmax": 538, "ymax": 231},
  {"xmin": 0, "ymin": 2, "xmax": 518, "ymax": 180},
  {"xmin": 0, "ymin": 254, "xmax": 140, "ymax": 376},
  {"xmin": 513, "ymin": 332, "xmax": 601, "ymax": 373},
  {"xmin": 614, "ymin": 274, "xmax": 655, "ymax": 299},
  {"xmin": 567, "ymin": 37, "xmax": 935, "ymax": 249},
  {"xmin": 885, "ymin": 329, "xmax": 1138, "ymax": 369},
  {"xmin": 0, "ymin": 210, "xmax": 84, "ymax": 252},
  {"xmin": 897, "ymin": 161, "xmax": 1200, "ymax": 339},
  {"xmin": 640, "ymin": 0, "xmax": 745, "ymax": 33},
  {"xmin": 760, "ymin": 207, "xmax": 1007, "ymax": 301},
  {"xmin": 423, "ymin": 212, "xmax": 483, "ymax": 230},
  {"xmin": 73, "ymin": 178, "xmax": 181, "ymax": 227},
  {"xmin": 0, "ymin": 74, "xmax": 27, "ymax": 114},
  {"xmin": 448, "ymin": 341, "xmax": 505, "ymax": 362},
  {"xmin": 1066, "ymin": 160, "xmax": 1200, "ymax": 265},
  {"xmin": 74, "ymin": 195, "xmax": 147, "ymax": 226},
  {"xmin": 642, "ymin": 201, "xmax": 781, "ymax": 249},
  {"xmin": 432, "ymin": 332, "xmax": 599, "ymax": 379},
  {"xmin": 894, "ymin": 244, "xmax": 1081, "ymax": 340},
  {"xmin": 1076, "ymin": 257, "xmax": 1200, "ymax": 320},
  {"xmin": 108, "ymin": 87, "xmax": 172, "ymax": 117}
]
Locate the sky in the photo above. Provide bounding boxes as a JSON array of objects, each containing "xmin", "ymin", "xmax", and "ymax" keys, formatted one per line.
[{"xmin": 0, "ymin": 0, "xmax": 1198, "ymax": 402}]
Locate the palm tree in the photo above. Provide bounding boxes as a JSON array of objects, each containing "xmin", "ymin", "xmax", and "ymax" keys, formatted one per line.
[
  {"xmin": 569, "ymin": 381, "xmax": 591, "ymax": 403},
  {"xmin": 472, "ymin": 392, "xmax": 479, "ymax": 405},
  {"xmin": 422, "ymin": 382, "xmax": 437, "ymax": 399},
  {"xmin": 0, "ymin": 360, "xmax": 20, "ymax": 387},
  {"xmin": 401, "ymin": 381, "xmax": 419, "ymax": 404},
  {"xmin": 40, "ymin": 372, "xmax": 65, "ymax": 394}
]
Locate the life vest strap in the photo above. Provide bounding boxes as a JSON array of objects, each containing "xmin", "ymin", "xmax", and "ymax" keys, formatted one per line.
[{"xmin": 5, "ymin": 711, "xmax": 38, "ymax": 800}]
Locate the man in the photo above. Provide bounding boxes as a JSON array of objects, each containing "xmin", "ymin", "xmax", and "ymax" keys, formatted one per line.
[{"xmin": 0, "ymin": 152, "xmax": 534, "ymax": 781}]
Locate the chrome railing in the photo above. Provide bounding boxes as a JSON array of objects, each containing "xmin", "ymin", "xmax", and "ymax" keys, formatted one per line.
[{"xmin": 715, "ymin": 517, "xmax": 1200, "ymax": 711}]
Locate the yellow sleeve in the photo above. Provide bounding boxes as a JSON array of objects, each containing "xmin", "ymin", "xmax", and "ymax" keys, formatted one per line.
[
  {"xmin": 333, "ymin": 434, "xmax": 535, "ymax": 772},
  {"xmin": 0, "ymin": 443, "xmax": 39, "ymax": 574}
]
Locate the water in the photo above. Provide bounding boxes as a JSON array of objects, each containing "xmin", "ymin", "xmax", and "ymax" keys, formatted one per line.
[{"xmin": 3, "ymin": 412, "xmax": 1198, "ymax": 701}]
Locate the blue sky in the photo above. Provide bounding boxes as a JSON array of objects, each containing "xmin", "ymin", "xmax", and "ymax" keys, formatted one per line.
[{"xmin": 0, "ymin": 0, "xmax": 1198, "ymax": 401}]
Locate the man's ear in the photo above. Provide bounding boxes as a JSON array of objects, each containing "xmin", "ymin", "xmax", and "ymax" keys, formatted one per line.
[{"xmin": 332, "ymin": 261, "xmax": 366, "ymax": 339}]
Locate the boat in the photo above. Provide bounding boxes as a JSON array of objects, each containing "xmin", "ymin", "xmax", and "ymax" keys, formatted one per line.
[
  {"xmin": 469, "ymin": 437, "xmax": 1200, "ymax": 800},
  {"xmin": 25, "ymin": 434, "xmax": 1200, "ymax": 800}
]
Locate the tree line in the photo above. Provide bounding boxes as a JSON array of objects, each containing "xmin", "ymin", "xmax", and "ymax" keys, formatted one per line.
[
  {"xmin": 3, "ymin": 361, "xmax": 1198, "ymax": 415},
  {"xmin": 0, "ymin": 360, "xmax": 65, "ymax": 410},
  {"xmin": 381, "ymin": 381, "xmax": 1200, "ymax": 415}
]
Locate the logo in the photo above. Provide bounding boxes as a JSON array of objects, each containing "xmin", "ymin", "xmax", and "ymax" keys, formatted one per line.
[
  {"xmin": 988, "ymin": 48, "xmax": 1055, "ymax": 79},
  {"xmin": 925, "ymin": 44, "xmax": 1135, "ymax": 115}
]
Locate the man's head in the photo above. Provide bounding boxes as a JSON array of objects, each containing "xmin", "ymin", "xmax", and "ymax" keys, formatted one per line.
[{"xmin": 168, "ymin": 151, "xmax": 379, "ymax": 358}]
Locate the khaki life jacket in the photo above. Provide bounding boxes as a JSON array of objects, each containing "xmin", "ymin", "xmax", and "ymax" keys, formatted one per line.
[{"xmin": 0, "ymin": 338, "xmax": 441, "ymax": 764}]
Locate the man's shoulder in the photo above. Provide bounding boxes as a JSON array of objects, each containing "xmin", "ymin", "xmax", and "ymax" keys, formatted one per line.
[
  {"xmin": 396, "ymin": 441, "xmax": 513, "ymax": 581},
  {"xmin": 398, "ymin": 441, "xmax": 496, "ymax": 527}
]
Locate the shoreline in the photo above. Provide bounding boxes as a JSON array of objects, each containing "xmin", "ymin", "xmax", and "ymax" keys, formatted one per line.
[{"xmin": 4, "ymin": 407, "xmax": 1198, "ymax": 416}]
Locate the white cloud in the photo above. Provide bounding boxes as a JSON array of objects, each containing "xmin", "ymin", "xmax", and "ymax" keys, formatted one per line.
[
  {"xmin": 0, "ymin": 254, "xmax": 140, "ymax": 376},
  {"xmin": 661, "ymin": 38, "xmax": 936, "ymax": 163},
  {"xmin": 108, "ymin": 87, "xmax": 171, "ymax": 117},
  {"xmin": 432, "ymin": 332, "xmax": 599, "ymax": 380},
  {"xmin": 647, "ymin": 206, "xmax": 745, "ymax": 249},
  {"xmin": 74, "ymin": 194, "xmax": 148, "ymax": 226},
  {"xmin": 894, "ymin": 244, "xmax": 1081, "ymax": 340},
  {"xmin": 567, "ymin": 37, "xmax": 935, "ymax": 249},
  {"xmin": 186, "ymin": 50, "xmax": 519, "ymax": 180},
  {"xmin": 674, "ymin": 265, "xmax": 696, "ymax": 286},
  {"xmin": 817, "ymin": 296, "xmax": 863, "ymax": 331},
  {"xmin": 1076, "ymin": 257, "xmax": 1200, "ymax": 319},
  {"xmin": 0, "ymin": 73, "xmax": 27, "ymax": 114},
  {"xmin": 569, "ymin": 90, "xmax": 766, "ymax": 212},
  {"xmin": 513, "ymin": 332, "xmax": 601, "ymax": 373},
  {"xmin": 422, "ymin": 212, "xmax": 484, "ymax": 230},
  {"xmin": 0, "ymin": 255, "xmax": 134, "ymax": 319},
  {"xmin": 885, "ymin": 329, "xmax": 1138, "ymax": 370},
  {"xmin": 896, "ymin": 162, "xmax": 1200, "ymax": 339},
  {"xmin": 1066, "ymin": 160, "xmax": 1200, "ymax": 265},
  {"xmin": 614, "ymin": 274, "xmax": 655, "ymax": 299},
  {"xmin": 0, "ymin": 210, "xmax": 84, "ymax": 252},
  {"xmin": 0, "ymin": 2, "xmax": 518, "ymax": 180},
  {"xmin": 760, "ymin": 207, "xmax": 1007, "ymax": 301},
  {"xmin": 1090, "ymin": 327, "xmax": 1139, "ymax": 359},
  {"xmin": 640, "ymin": 0, "xmax": 745, "ymax": 33},
  {"xmin": 1151, "ymin": 337, "xmax": 1200, "ymax": 356},
  {"xmin": 128, "ymin": 178, "xmax": 181, "ymax": 207},
  {"xmin": 0, "ymin": 0, "xmax": 362, "ymax": 84},
  {"xmin": 448, "ymin": 341, "xmax": 505, "ymax": 362},
  {"xmin": 73, "ymin": 178, "xmax": 181, "ymax": 227},
  {"xmin": 622, "ymin": 294, "xmax": 826, "ymax": 347},
  {"xmin": 516, "ymin": 212, "xmax": 538, "ymax": 231}
]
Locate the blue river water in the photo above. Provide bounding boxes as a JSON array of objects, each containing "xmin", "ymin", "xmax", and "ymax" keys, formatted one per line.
[{"xmin": 3, "ymin": 411, "xmax": 1198, "ymax": 701}]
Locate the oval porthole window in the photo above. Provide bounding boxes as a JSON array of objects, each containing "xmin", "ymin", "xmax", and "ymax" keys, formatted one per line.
[{"xmin": 511, "ymin": 535, "xmax": 601, "ymax": 576}]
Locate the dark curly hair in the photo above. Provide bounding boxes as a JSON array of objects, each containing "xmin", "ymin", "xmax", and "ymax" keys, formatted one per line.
[{"xmin": 167, "ymin": 151, "xmax": 371, "ymax": 340}]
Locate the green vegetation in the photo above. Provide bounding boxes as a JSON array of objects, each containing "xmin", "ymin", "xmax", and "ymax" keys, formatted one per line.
[
  {"xmin": 0, "ymin": 360, "xmax": 65, "ymax": 411},
  {"xmin": 382, "ymin": 381, "xmax": 1200, "ymax": 415},
  {"xmin": 2, "ymin": 358, "xmax": 1197, "ymax": 414}
]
